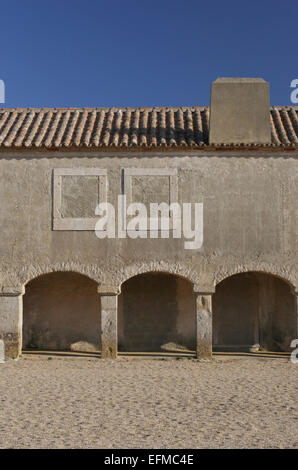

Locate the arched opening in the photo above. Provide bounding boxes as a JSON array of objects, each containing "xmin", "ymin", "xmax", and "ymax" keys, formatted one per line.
[
  {"xmin": 118, "ymin": 272, "xmax": 195, "ymax": 352},
  {"xmin": 213, "ymin": 272, "xmax": 296, "ymax": 352},
  {"xmin": 23, "ymin": 272, "xmax": 100, "ymax": 352}
]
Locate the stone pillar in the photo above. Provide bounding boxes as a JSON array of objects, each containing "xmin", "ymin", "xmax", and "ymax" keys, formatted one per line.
[
  {"xmin": 98, "ymin": 285, "xmax": 120, "ymax": 359},
  {"xmin": 194, "ymin": 286, "xmax": 215, "ymax": 359},
  {"xmin": 0, "ymin": 286, "xmax": 24, "ymax": 359}
]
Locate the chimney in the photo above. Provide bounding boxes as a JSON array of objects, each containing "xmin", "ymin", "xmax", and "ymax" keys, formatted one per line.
[{"xmin": 209, "ymin": 78, "xmax": 271, "ymax": 145}]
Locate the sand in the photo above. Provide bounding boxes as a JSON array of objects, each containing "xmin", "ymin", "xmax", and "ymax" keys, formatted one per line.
[{"xmin": 0, "ymin": 355, "xmax": 297, "ymax": 449}]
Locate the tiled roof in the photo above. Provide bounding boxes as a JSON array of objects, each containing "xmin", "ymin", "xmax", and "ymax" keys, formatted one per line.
[{"xmin": 0, "ymin": 106, "xmax": 297, "ymax": 150}]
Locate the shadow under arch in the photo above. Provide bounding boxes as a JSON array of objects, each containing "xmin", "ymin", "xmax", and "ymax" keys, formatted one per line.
[
  {"xmin": 23, "ymin": 271, "xmax": 101, "ymax": 352},
  {"xmin": 215, "ymin": 266, "xmax": 296, "ymax": 292},
  {"xmin": 116, "ymin": 261, "xmax": 199, "ymax": 289},
  {"xmin": 213, "ymin": 271, "xmax": 296, "ymax": 352},
  {"xmin": 21, "ymin": 262, "xmax": 103, "ymax": 287},
  {"xmin": 118, "ymin": 271, "xmax": 196, "ymax": 353}
]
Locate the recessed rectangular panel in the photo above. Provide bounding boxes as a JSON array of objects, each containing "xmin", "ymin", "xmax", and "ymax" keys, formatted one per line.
[
  {"xmin": 53, "ymin": 168, "xmax": 107, "ymax": 230},
  {"xmin": 61, "ymin": 175, "xmax": 100, "ymax": 219},
  {"xmin": 131, "ymin": 175, "xmax": 171, "ymax": 207},
  {"xmin": 122, "ymin": 167, "xmax": 178, "ymax": 233}
]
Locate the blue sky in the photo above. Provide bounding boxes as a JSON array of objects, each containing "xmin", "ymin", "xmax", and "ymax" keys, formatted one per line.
[{"xmin": 0, "ymin": 0, "xmax": 297, "ymax": 107}]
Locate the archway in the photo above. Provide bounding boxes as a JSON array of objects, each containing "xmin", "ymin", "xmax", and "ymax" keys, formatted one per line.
[
  {"xmin": 213, "ymin": 272, "xmax": 296, "ymax": 352},
  {"xmin": 23, "ymin": 271, "xmax": 100, "ymax": 352},
  {"xmin": 118, "ymin": 272, "xmax": 195, "ymax": 352}
]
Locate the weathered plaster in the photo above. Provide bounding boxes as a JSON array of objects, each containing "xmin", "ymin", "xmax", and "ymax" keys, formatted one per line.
[{"xmin": 0, "ymin": 151, "xmax": 296, "ymax": 356}]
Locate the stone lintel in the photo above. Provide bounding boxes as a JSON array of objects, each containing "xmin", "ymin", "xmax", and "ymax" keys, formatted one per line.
[
  {"xmin": 98, "ymin": 285, "xmax": 121, "ymax": 296},
  {"xmin": 193, "ymin": 285, "xmax": 215, "ymax": 295},
  {"xmin": 0, "ymin": 286, "xmax": 25, "ymax": 296}
]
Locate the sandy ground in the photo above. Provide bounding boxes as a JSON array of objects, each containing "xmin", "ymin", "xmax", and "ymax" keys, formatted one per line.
[{"xmin": 0, "ymin": 355, "xmax": 297, "ymax": 449}]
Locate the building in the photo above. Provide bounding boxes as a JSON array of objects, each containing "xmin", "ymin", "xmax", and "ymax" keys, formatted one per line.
[{"xmin": 0, "ymin": 78, "xmax": 297, "ymax": 359}]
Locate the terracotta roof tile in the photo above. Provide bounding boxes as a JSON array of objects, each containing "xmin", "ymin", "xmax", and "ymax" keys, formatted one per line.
[{"xmin": 0, "ymin": 106, "xmax": 297, "ymax": 150}]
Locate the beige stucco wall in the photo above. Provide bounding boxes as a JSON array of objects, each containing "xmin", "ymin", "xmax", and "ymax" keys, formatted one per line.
[
  {"xmin": 0, "ymin": 150, "xmax": 297, "ymax": 356},
  {"xmin": 0, "ymin": 150, "xmax": 297, "ymax": 290}
]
